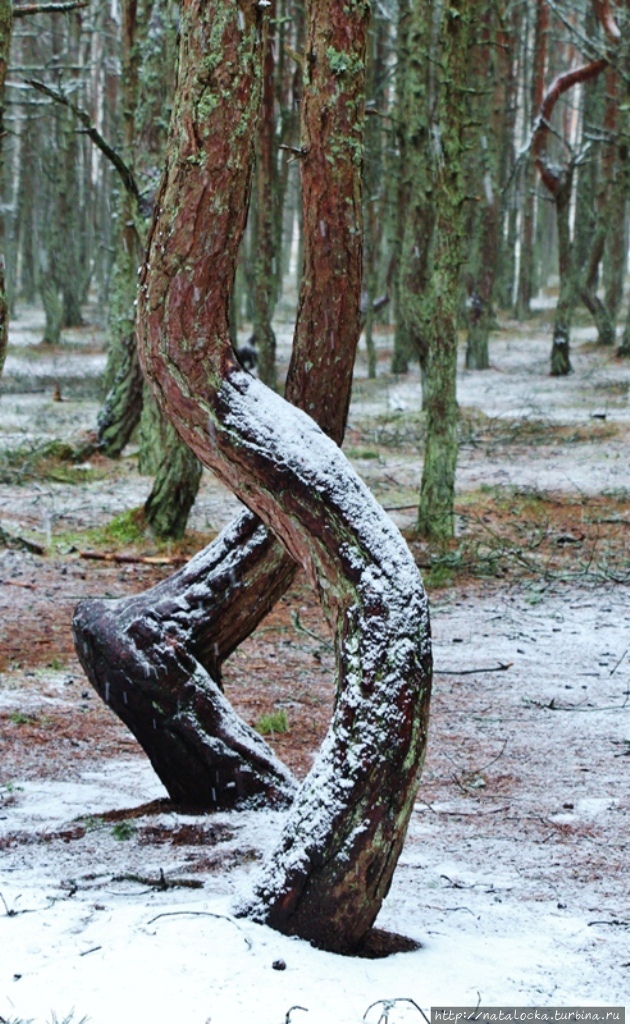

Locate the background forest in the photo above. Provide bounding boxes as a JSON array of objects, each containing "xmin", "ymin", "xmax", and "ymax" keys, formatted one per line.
[{"xmin": 0, "ymin": 0, "xmax": 628, "ymax": 1021}]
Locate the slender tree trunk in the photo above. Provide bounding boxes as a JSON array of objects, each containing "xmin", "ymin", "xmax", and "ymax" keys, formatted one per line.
[
  {"xmin": 0, "ymin": 0, "xmax": 11, "ymax": 376},
  {"xmin": 532, "ymin": 0, "xmax": 617, "ymax": 374},
  {"xmin": 399, "ymin": 1, "xmax": 434, "ymax": 387},
  {"xmin": 252, "ymin": 2, "xmax": 277, "ymax": 388},
  {"xmin": 464, "ymin": 2, "xmax": 506, "ymax": 370},
  {"xmin": 135, "ymin": 0, "xmax": 431, "ymax": 954},
  {"xmin": 550, "ymin": 175, "xmax": 575, "ymax": 375},
  {"xmin": 389, "ymin": 0, "xmax": 412, "ymax": 375},
  {"xmin": 97, "ymin": 196, "xmax": 145, "ymax": 455},
  {"xmin": 578, "ymin": 68, "xmax": 619, "ymax": 348},
  {"xmin": 404, "ymin": 0, "xmax": 475, "ymax": 541}
]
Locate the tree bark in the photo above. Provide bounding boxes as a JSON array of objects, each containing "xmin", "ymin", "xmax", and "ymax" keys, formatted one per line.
[
  {"xmin": 0, "ymin": 0, "xmax": 12, "ymax": 376},
  {"xmin": 417, "ymin": 0, "xmax": 477, "ymax": 538},
  {"xmin": 135, "ymin": 1, "xmax": 431, "ymax": 955},
  {"xmin": 464, "ymin": 1, "xmax": 507, "ymax": 370},
  {"xmin": 74, "ymin": 0, "xmax": 372, "ymax": 809},
  {"xmin": 252, "ymin": 1, "xmax": 278, "ymax": 389},
  {"xmin": 532, "ymin": 0, "xmax": 618, "ymax": 375}
]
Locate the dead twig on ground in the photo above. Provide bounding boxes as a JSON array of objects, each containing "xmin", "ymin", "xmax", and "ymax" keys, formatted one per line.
[
  {"xmin": 145, "ymin": 910, "xmax": 252, "ymax": 949},
  {"xmin": 79, "ymin": 550, "xmax": 187, "ymax": 566},
  {"xmin": 363, "ymin": 997, "xmax": 430, "ymax": 1024},
  {"xmin": 436, "ymin": 662, "xmax": 512, "ymax": 675},
  {"xmin": 0, "ymin": 524, "xmax": 45, "ymax": 554},
  {"xmin": 111, "ymin": 870, "xmax": 203, "ymax": 890}
]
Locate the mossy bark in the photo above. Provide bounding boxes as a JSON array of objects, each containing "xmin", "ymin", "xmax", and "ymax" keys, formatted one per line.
[
  {"xmin": 389, "ymin": 0, "xmax": 412, "ymax": 375},
  {"xmin": 403, "ymin": 0, "xmax": 475, "ymax": 540},
  {"xmin": 464, "ymin": 1, "xmax": 507, "ymax": 370},
  {"xmin": 95, "ymin": 0, "xmax": 202, "ymax": 534},
  {"xmin": 398, "ymin": 0, "xmax": 434, "ymax": 384}
]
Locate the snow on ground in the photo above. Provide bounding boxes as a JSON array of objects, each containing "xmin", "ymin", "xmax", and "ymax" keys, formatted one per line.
[
  {"xmin": 1, "ymin": 304, "xmax": 629, "ymax": 1021},
  {"xmin": 1, "ymin": 583, "xmax": 628, "ymax": 1023}
]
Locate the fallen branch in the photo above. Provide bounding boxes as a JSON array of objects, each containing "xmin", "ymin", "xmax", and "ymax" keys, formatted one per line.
[
  {"xmin": 436, "ymin": 662, "xmax": 513, "ymax": 676},
  {"xmin": 285, "ymin": 1009, "xmax": 309, "ymax": 1024},
  {"xmin": 588, "ymin": 918, "xmax": 629, "ymax": 927},
  {"xmin": 0, "ymin": 524, "xmax": 45, "ymax": 554},
  {"xmin": 146, "ymin": 910, "xmax": 252, "ymax": 948},
  {"xmin": 0, "ymin": 578, "xmax": 36, "ymax": 589},
  {"xmin": 363, "ymin": 998, "xmax": 430, "ymax": 1024},
  {"xmin": 112, "ymin": 870, "xmax": 203, "ymax": 890},
  {"xmin": 13, "ymin": 0, "xmax": 88, "ymax": 15},
  {"xmin": 79, "ymin": 550, "xmax": 187, "ymax": 566}
]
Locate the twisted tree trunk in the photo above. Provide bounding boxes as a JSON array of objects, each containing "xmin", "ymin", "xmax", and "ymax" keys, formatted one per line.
[
  {"xmin": 75, "ymin": 0, "xmax": 431, "ymax": 954},
  {"xmin": 75, "ymin": 0, "xmax": 376, "ymax": 805}
]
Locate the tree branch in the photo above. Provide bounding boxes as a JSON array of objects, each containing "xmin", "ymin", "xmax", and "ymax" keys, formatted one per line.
[
  {"xmin": 25, "ymin": 78, "xmax": 140, "ymax": 205},
  {"xmin": 533, "ymin": 59, "xmax": 608, "ymax": 195},
  {"xmin": 13, "ymin": 1, "xmax": 88, "ymax": 17}
]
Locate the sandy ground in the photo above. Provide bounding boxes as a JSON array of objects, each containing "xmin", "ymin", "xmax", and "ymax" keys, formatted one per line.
[{"xmin": 0, "ymin": 304, "xmax": 628, "ymax": 1023}]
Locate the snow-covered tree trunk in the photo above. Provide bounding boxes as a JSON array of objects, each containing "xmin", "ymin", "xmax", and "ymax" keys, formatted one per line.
[{"xmin": 136, "ymin": 0, "xmax": 431, "ymax": 953}]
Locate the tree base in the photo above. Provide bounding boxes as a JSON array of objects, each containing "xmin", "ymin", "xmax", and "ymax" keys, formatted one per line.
[
  {"xmin": 550, "ymin": 335, "xmax": 572, "ymax": 376},
  {"xmin": 72, "ymin": 593, "xmax": 296, "ymax": 810}
]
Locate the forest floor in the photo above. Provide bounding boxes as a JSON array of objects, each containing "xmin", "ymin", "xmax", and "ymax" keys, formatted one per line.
[{"xmin": 0, "ymin": 302, "xmax": 628, "ymax": 1023}]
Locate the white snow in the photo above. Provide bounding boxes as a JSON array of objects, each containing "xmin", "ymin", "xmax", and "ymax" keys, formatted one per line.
[{"xmin": 2, "ymin": 585, "xmax": 628, "ymax": 1023}]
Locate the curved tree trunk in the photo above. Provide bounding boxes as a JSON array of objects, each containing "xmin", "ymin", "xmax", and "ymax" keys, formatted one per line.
[
  {"xmin": 76, "ymin": 0, "xmax": 431, "ymax": 955},
  {"xmin": 75, "ymin": 0, "xmax": 372, "ymax": 805},
  {"xmin": 97, "ymin": 206, "xmax": 145, "ymax": 456}
]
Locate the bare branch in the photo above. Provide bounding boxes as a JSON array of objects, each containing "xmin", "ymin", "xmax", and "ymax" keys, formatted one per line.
[
  {"xmin": 593, "ymin": 0, "xmax": 621, "ymax": 45},
  {"xmin": 13, "ymin": 1, "xmax": 88, "ymax": 18},
  {"xmin": 25, "ymin": 78, "xmax": 140, "ymax": 205},
  {"xmin": 534, "ymin": 59, "xmax": 608, "ymax": 194}
]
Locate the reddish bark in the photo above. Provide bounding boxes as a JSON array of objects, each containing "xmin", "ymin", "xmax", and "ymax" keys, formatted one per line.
[
  {"xmin": 74, "ymin": 0, "xmax": 369, "ymax": 807},
  {"xmin": 133, "ymin": 0, "xmax": 430, "ymax": 954}
]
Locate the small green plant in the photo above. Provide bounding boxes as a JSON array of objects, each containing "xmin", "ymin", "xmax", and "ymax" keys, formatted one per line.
[
  {"xmin": 9, "ymin": 711, "xmax": 34, "ymax": 726},
  {"xmin": 111, "ymin": 820, "xmax": 136, "ymax": 841},
  {"xmin": 255, "ymin": 710, "xmax": 289, "ymax": 736},
  {"xmin": 81, "ymin": 815, "xmax": 104, "ymax": 832},
  {"xmin": 49, "ymin": 657, "xmax": 63, "ymax": 671},
  {"xmin": 1, "ymin": 781, "xmax": 24, "ymax": 794}
]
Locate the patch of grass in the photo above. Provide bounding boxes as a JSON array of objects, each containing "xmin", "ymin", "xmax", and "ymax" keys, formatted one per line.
[
  {"xmin": 54, "ymin": 509, "xmax": 215, "ymax": 559},
  {"xmin": 255, "ymin": 710, "xmax": 289, "ymax": 736},
  {"xmin": 9, "ymin": 711, "xmax": 35, "ymax": 725},
  {"xmin": 0, "ymin": 439, "xmax": 102, "ymax": 486},
  {"xmin": 80, "ymin": 815, "xmax": 104, "ymax": 831},
  {"xmin": 111, "ymin": 820, "xmax": 136, "ymax": 841},
  {"xmin": 346, "ymin": 447, "xmax": 380, "ymax": 460},
  {"xmin": 458, "ymin": 409, "xmax": 619, "ymax": 450},
  {"xmin": 409, "ymin": 488, "xmax": 630, "ymax": 589},
  {"xmin": 1, "ymin": 780, "xmax": 24, "ymax": 793}
]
